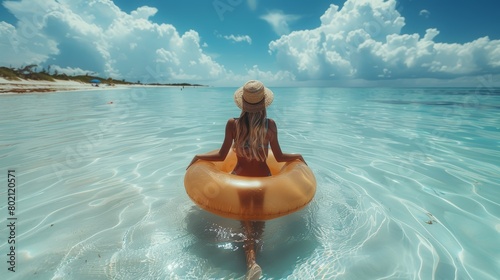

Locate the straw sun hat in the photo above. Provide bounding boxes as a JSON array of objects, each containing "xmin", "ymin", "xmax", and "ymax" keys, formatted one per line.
[{"xmin": 234, "ymin": 80, "xmax": 274, "ymax": 113}]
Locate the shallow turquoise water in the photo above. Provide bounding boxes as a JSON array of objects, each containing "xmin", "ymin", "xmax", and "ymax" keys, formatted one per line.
[{"xmin": 0, "ymin": 87, "xmax": 499, "ymax": 279}]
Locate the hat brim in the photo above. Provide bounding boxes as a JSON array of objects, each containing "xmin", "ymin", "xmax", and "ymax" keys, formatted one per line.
[{"xmin": 234, "ymin": 86, "xmax": 274, "ymax": 112}]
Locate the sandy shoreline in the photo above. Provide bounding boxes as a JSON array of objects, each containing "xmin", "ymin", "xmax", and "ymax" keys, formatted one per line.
[
  {"xmin": 0, "ymin": 77, "xmax": 130, "ymax": 95},
  {"xmin": 0, "ymin": 78, "xmax": 193, "ymax": 95}
]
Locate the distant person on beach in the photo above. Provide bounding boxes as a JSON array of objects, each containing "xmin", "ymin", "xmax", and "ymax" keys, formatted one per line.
[{"xmin": 187, "ymin": 80, "xmax": 306, "ymax": 279}]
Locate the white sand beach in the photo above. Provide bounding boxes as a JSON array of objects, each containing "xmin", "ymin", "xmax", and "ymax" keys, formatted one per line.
[
  {"xmin": 0, "ymin": 78, "xmax": 202, "ymax": 95},
  {"xmin": 0, "ymin": 77, "xmax": 124, "ymax": 94}
]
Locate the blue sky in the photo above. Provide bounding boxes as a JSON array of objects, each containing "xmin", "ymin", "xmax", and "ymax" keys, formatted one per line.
[{"xmin": 1, "ymin": 0, "xmax": 499, "ymax": 86}]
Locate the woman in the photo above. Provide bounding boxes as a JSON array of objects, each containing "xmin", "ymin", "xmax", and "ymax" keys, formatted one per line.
[{"xmin": 187, "ymin": 80, "xmax": 306, "ymax": 279}]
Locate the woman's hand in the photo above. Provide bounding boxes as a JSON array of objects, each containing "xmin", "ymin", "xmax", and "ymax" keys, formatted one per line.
[
  {"xmin": 296, "ymin": 155, "xmax": 308, "ymax": 165},
  {"xmin": 186, "ymin": 155, "xmax": 199, "ymax": 170}
]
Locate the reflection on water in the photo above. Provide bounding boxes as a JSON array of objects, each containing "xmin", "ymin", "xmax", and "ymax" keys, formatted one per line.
[
  {"xmin": 0, "ymin": 87, "xmax": 499, "ymax": 279},
  {"xmin": 184, "ymin": 206, "xmax": 319, "ymax": 279}
]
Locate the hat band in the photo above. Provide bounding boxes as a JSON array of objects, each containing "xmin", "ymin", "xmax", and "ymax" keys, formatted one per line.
[
  {"xmin": 242, "ymin": 98, "xmax": 265, "ymax": 113},
  {"xmin": 242, "ymin": 87, "xmax": 265, "ymax": 104}
]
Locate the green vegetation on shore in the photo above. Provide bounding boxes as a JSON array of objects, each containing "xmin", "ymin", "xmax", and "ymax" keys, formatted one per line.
[{"xmin": 0, "ymin": 65, "xmax": 205, "ymax": 87}]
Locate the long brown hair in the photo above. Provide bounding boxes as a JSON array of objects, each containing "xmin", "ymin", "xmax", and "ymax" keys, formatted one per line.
[{"xmin": 234, "ymin": 109, "xmax": 267, "ymax": 161}]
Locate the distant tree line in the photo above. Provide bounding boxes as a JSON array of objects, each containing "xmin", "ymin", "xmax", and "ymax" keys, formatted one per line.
[{"xmin": 0, "ymin": 65, "xmax": 206, "ymax": 87}]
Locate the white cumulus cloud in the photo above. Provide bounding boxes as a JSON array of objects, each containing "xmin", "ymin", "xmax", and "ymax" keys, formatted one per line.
[
  {"xmin": 223, "ymin": 34, "xmax": 252, "ymax": 44},
  {"xmin": 419, "ymin": 9, "xmax": 430, "ymax": 18},
  {"xmin": 268, "ymin": 0, "xmax": 500, "ymax": 81},
  {"xmin": 261, "ymin": 11, "xmax": 301, "ymax": 36},
  {"xmin": 0, "ymin": 0, "xmax": 227, "ymax": 83}
]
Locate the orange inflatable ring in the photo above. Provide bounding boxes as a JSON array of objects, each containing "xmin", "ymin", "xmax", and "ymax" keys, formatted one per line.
[{"xmin": 184, "ymin": 149, "xmax": 316, "ymax": 221}]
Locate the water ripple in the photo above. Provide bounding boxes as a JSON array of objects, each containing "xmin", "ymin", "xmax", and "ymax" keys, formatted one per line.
[{"xmin": 0, "ymin": 88, "xmax": 499, "ymax": 279}]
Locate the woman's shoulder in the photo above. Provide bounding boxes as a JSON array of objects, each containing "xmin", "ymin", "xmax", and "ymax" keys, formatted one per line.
[
  {"xmin": 225, "ymin": 118, "xmax": 237, "ymax": 128},
  {"xmin": 266, "ymin": 118, "xmax": 276, "ymax": 124},
  {"xmin": 267, "ymin": 118, "xmax": 277, "ymax": 131}
]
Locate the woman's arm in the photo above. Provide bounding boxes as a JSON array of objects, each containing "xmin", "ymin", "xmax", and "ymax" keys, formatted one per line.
[
  {"xmin": 187, "ymin": 119, "xmax": 235, "ymax": 169},
  {"xmin": 268, "ymin": 119, "xmax": 307, "ymax": 164}
]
